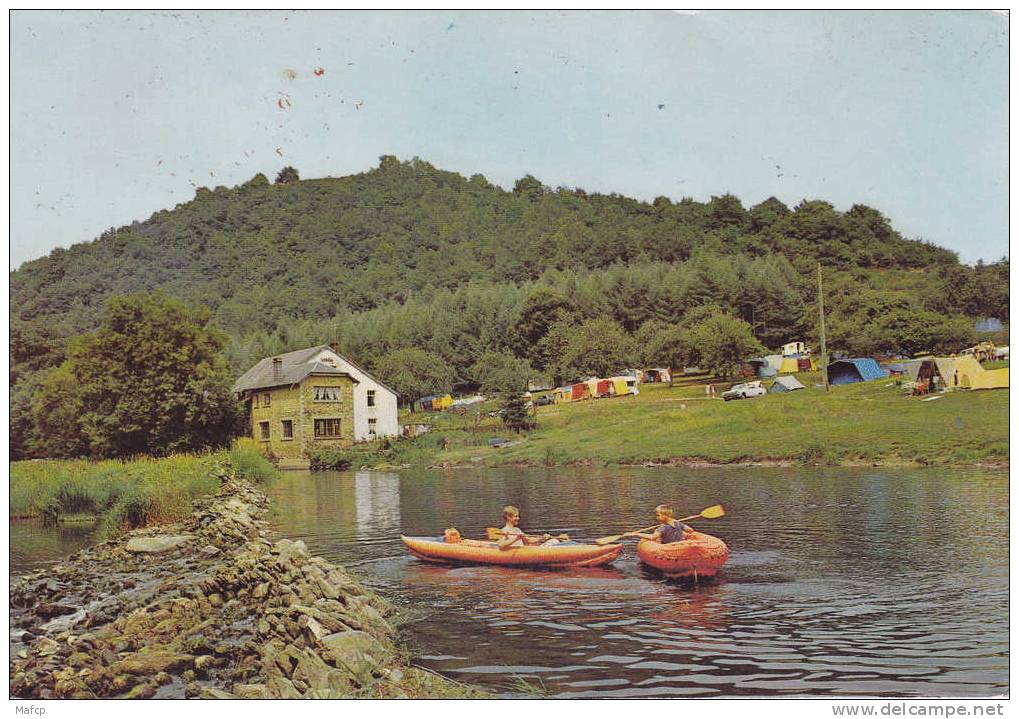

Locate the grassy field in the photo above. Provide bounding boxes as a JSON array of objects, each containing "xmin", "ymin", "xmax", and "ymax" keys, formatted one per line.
[
  {"xmin": 10, "ymin": 442, "xmax": 277, "ymax": 538},
  {"xmin": 394, "ymin": 374, "xmax": 1008, "ymax": 469}
]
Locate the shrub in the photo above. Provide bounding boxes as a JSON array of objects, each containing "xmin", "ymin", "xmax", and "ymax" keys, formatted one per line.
[{"xmin": 229, "ymin": 446, "xmax": 278, "ymax": 483}]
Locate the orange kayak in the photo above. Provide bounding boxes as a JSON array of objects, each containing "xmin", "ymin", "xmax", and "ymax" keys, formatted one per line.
[
  {"xmin": 637, "ymin": 531, "xmax": 729, "ymax": 579},
  {"xmin": 401, "ymin": 535, "xmax": 623, "ymax": 568}
]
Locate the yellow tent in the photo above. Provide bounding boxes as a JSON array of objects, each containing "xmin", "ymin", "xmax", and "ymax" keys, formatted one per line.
[
  {"xmin": 610, "ymin": 377, "xmax": 629, "ymax": 396},
  {"xmin": 553, "ymin": 387, "xmax": 572, "ymax": 404},
  {"xmin": 779, "ymin": 357, "xmax": 800, "ymax": 374},
  {"xmin": 433, "ymin": 394, "xmax": 453, "ymax": 410},
  {"xmin": 934, "ymin": 356, "xmax": 1009, "ymax": 391},
  {"xmin": 976, "ymin": 368, "xmax": 1009, "ymax": 390}
]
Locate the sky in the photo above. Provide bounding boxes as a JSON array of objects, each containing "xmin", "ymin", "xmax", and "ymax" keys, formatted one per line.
[{"xmin": 9, "ymin": 10, "xmax": 1009, "ymax": 269}]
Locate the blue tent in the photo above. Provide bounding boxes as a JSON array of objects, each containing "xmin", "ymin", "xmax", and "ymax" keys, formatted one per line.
[{"xmin": 827, "ymin": 358, "xmax": 889, "ymax": 386}]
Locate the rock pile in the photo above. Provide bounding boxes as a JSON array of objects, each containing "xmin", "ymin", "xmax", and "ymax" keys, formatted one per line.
[{"xmin": 9, "ymin": 476, "xmax": 485, "ymax": 699}]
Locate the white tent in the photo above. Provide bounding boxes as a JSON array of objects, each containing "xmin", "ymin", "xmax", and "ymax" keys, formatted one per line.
[{"xmin": 770, "ymin": 375, "xmax": 805, "ymax": 393}]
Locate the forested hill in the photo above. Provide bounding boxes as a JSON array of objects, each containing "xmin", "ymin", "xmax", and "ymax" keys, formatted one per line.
[
  {"xmin": 11, "ymin": 155, "xmax": 1008, "ymax": 392},
  {"xmin": 9, "ymin": 154, "xmax": 965, "ymax": 326}
]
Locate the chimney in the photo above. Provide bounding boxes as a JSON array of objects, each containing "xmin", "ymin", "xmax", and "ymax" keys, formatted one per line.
[{"xmin": 272, "ymin": 357, "xmax": 283, "ymax": 382}]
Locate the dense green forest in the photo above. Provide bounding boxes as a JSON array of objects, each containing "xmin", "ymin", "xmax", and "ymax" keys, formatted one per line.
[{"xmin": 10, "ymin": 156, "xmax": 1009, "ymax": 458}]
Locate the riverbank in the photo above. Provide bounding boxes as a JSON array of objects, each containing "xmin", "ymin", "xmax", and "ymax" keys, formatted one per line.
[
  {"xmin": 9, "ymin": 470, "xmax": 486, "ymax": 699},
  {"xmin": 10, "ymin": 446, "xmax": 276, "ymax": 537},
  {"xmin": 356, "ymin": 377, "xmax": 1008, "ymax": 470}
]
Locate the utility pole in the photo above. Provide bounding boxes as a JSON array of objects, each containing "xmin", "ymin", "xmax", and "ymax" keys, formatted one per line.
[{"xmin": 818, "ymin": 262, "xmax": 829, "ymax": 392}]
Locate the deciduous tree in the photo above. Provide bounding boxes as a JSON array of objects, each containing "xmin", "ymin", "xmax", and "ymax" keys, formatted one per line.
[{"xmin": 32, "ymin": 293, "xmax": 241, "ymax": 458}]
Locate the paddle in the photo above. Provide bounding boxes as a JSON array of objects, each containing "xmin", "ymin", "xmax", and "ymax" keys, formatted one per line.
[
  {"xmin": 485, "ymin": 527, "xmax": 570, "ymax": 542},
  {"xmin": 594, "ymin": 504, "xmax": 726, "ymax": 545}
]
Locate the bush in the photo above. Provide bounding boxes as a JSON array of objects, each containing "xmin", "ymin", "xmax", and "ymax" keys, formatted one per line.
[
  {"xmin": 228, "ymin": 446, "xmax": 278, "ymax": 483},
  {"xmin": 9, "ymin": 450, "xmax": 274, "ymax": 540}
]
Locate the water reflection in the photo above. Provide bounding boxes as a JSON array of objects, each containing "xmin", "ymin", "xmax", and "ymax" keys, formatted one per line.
[
  {"xmin": 354, "ymin": 472, "xmax": 401, "ymax": 542},
  {"xmin": 10, "ymin": 519, "xmax": 98, "ymax": 575}
]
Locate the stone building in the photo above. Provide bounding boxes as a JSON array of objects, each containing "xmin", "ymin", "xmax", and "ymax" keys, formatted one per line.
[{"xmin": 233, "ymin": 345, "xmax": 399, "ymax": 469}]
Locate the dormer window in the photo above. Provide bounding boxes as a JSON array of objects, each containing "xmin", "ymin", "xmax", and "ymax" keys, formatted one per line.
[{"xmin": 313, "ymin": 386, "xmax": 341, "ymax": 402}]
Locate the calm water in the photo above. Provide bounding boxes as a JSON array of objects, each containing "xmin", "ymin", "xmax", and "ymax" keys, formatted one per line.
[
  {"xmin": 9, "ymin": 466, "xmax": 1008, "ymax": 698},
  {"xmin": 262, "ymin": 467, "xmax": 1009, "ymax": 698}
]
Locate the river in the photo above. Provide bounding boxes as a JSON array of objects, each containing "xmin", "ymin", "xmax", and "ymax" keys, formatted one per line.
[{"xmin": 10, "ymin": 466, "xmax": 1008, "ymax": 698}]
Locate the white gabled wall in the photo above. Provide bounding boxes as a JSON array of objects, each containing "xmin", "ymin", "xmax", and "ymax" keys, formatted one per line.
[{"xmin": 312, "ymin": 349, "xmax": 400, "ymax": 441}]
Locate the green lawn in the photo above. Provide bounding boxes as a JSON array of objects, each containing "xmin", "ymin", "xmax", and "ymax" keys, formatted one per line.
[{"xmin": 410, "ymin": 377, "xmax": 1008, "ymax": 468}]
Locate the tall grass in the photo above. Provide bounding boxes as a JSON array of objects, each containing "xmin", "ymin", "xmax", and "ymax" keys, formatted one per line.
[{"xmin": 10, "ymin": 446, "xmax": 277, "ymax": 539}]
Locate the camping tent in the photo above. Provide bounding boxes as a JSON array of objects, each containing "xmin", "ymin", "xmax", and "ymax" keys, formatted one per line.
[
  {"xmin": 778, "ymin": 357, "xmax": 800, "ymax": 374},
  {"xmin": 418, "ymin": 395, "xmax": 438, "ymax": 411},
  {"xmin": 770, "ymin": 375, "xmax": 805, "ymax": 393},
  {"xmin": 596, "ymin": 379, "xmax": 614, "ymax": 397},
  {"xmin": 643, "ymin": 368, "xmax": 671, "ymax": 383},
  {"xmin": 747, "ymin": 358, "xmax": 766, "ymax": 377},
  {"xmin": 943, "ymin": 356, "xmax": 1009, "ymax": 390},
  {"xmin": 827, "ymin": 358, "xmax": 889, "ymax": 386},
  {"xmin": 899, "ymin": 359, "xmax": 924, "ymax": 384},
  {"xmin": 570, "ymin": 383, "xmax": 590, "ymax": 401},
  {"xmin": 553, "ymin": 387, "xmax": 573, "ymax": 404},
  {"xmin": 932, "ymin": 357, "xmax": 959, "ymax": 388},
  {"xmin": 432, "ymin": 394, "xmax": 453, "ymax": 411},
  {"xmin": 976, "ymin": 368, "xmax": 1009, "ymax": 390},
  {"xmin": 608, "ymin": 377, "xmax": 629, "ymax": 396}
]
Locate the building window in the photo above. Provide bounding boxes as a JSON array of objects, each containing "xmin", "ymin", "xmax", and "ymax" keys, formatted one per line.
[
  {"xmin": 367, "ymin": 389, "xmax": 376, "ymax": 407},
  {"xmin": 263, "ymin": 392, "xmax": 271, "ymax": 407},
  {"xmin": 314, "ymin": 418, "xmax": 342, "ymax": 438},
  {"xmin": 281, "ymin": 419, "xmax": 294, "ymax": 440},
  {"xmin": 258, "ymin": 421, "xmax": 270, "ymax": 441},
  {"xmin": 313, "ymin": 386, "xmax": 341, "ymax": 402},
  {"xmin": 368, "ymin": 418, "xmax": 377, "ymax": 437},
  {"xmin": 253, "ymin": 394, "xmax": 259, "ymax": 408}
]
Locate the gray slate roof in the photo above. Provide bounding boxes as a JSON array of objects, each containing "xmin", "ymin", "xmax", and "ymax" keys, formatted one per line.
[{"xmin": 232, "ymin": 345, "xmax": 358, "ymax": 393}]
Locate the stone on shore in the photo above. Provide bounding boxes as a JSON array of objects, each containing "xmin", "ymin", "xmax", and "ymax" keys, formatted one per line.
[
  {"xmin": 9, "ymin": 474, "xmax": 488, "ymax": 700},
  {"xmin": 125, "ymin": 535, "xmax": 191, "ymax": 554}
]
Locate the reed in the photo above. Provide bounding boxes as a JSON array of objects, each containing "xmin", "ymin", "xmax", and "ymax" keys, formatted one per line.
[{"xmin": 10, "ymin": 447, "xmax": 277, "ymax": 539}]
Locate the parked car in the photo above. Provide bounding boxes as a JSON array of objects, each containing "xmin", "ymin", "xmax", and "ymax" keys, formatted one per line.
[
  {"xmin": 722, "ymin": 381, "xmax": 766, "ymax": 401},
  {"xmin": 533, "ymin": 394, "xmax": 554, "ymax": 406}
]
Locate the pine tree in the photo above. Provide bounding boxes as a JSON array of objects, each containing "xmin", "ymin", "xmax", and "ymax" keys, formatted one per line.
[{"xmin": 500, "ymin": 392, "xmax": 535, "ymax": 433}]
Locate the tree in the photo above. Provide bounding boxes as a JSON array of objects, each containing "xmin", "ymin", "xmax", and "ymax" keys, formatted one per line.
[
  {"xmin": 509, "ymin": 287, "xmax": 576, "ymax": 361},
  {"xmin": 684, "ymin": 311, "xmax": 766, "ymax": 379},
  {"xmin": 470, "ymin": 351, "xmax": 533, "ymax": 394},
  {"xmin": 500, "ymin": 393, "xmax": 535, "ymax": 432},
  {"xmin": 275, "ymin": 166, "xmax": 300, "ymax": 185},
  {"xmin": 748, "ymin": 196, "xmax": 791, "ymax": 232},
  {"xmin": 706, "ymin": 193, "xmax": 749, "ymax": 231},
  {"xmin": 556, "ymin": 318, "xmax": 636, "ymax": 380},
  {"xmin": 31, "ymin": 366, "xmax": 89, "ymax": 458},
  {"xmin": 642, "ymin": 323, "xmax": 693, "ymax": 377},
  {"xmin": 32, "ymin": 293, "xmax": 241, "ymax": 458},
  {"xmin": 371, "ymin": 348, "xmax": 454, "ymax": 410},
  {"xmin": 513, "ymin": 174, "xmax": 546, "ymax": 201}
]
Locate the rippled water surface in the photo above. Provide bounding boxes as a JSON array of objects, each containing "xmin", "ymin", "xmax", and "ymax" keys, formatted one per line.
[{"xmin": 263, "ymin": 467, "xmax": 1008, "ymax": 698}]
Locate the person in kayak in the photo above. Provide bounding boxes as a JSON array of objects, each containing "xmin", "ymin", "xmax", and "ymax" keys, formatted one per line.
[
  {"xmin": 627, "ymin": 504, "xmax": 692, "ymax": 544},
  {"xmin": 497, "ymin": 505, "xmax": 558, "ymax": 549}
]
